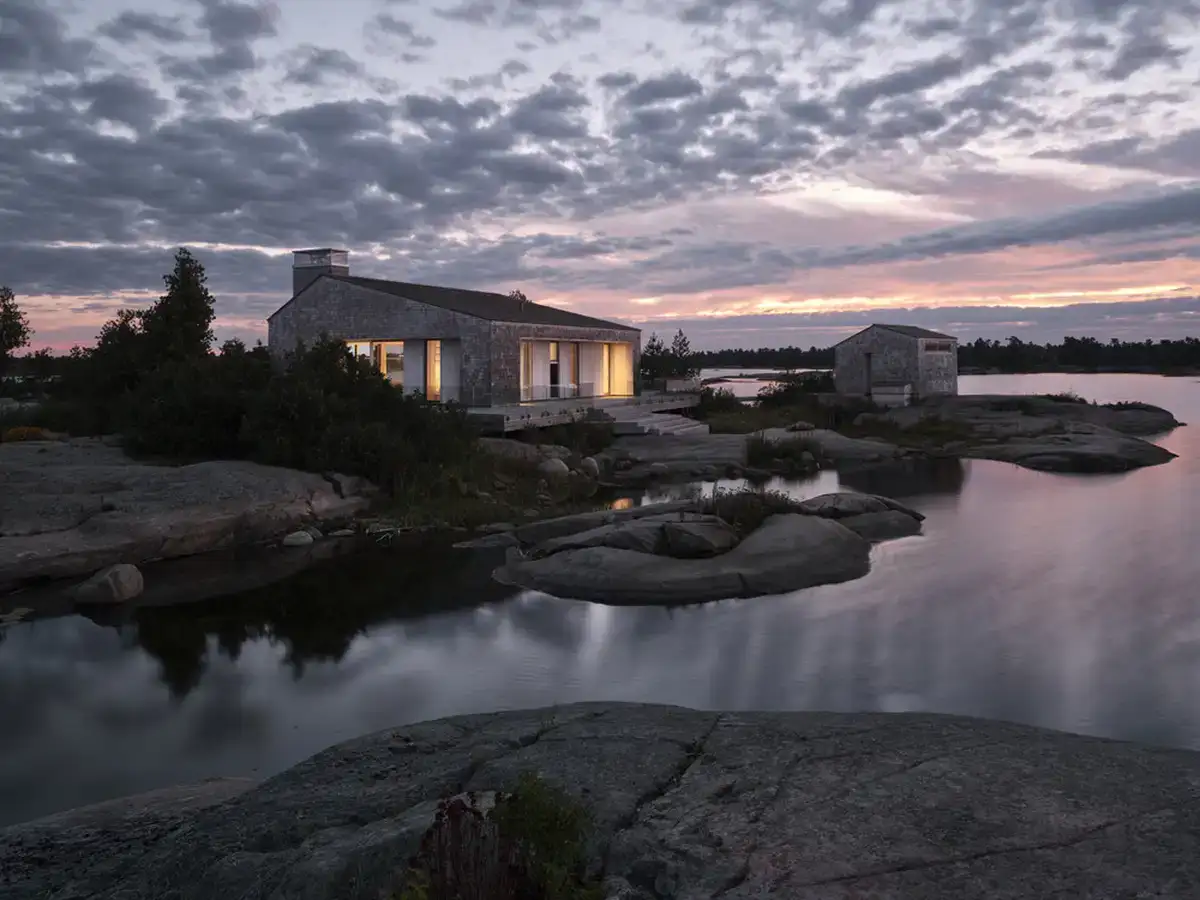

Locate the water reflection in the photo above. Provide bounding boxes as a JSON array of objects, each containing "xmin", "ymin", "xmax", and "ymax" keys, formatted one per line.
[
  {"xmin": 839, "ymin": 457, "xmax": 967, "ymax": 498},
  {"xmin": 2, "ymin": 374, "xmax": 1199, "ymax": 828},
  {"xmin": 77, "ymin": 540, "xmax": 514, "ymax": 700}
]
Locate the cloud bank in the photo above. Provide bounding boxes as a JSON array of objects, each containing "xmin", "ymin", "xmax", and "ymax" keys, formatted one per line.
[{"xmin": 2, "ymin": 0, "xmax": 1199, "ymax": 348}]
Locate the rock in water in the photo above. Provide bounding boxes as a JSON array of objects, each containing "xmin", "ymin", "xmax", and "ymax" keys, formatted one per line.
[
  {"xmin": 495, "ymin": 514, "xmax": 870, "ymax": 603},
  {"xmin": 281, "ymin": 530, "xmax": 315, "ymax": 547},
  {"xmin": 72, "ymin": 563, "xmax": 144, "ymax": 604}
]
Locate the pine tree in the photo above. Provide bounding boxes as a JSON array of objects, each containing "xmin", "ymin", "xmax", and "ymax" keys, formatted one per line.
[
  {"xmin": 0, "ymin": 285, "xmax": 32, "ymax": 378},
  {"xmin": 640, "ymin": 332, "xmax": 667, "ymax": 382},
  {"xmin": 669, "ymin": 329, "xmax": 699, "ymax": 378},
  {"xmin": 140, "ymin": 248, "xmax": 215, "ymax": 364}
]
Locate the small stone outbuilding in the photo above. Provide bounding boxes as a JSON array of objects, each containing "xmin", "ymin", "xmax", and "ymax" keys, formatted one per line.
[
  {"xmin": 833, "ymin": 324, "xmax": 958, "ymax": 405},
  {"xmin": 267, "ymin": 249, "xmax": 641, "ymax": 408}
]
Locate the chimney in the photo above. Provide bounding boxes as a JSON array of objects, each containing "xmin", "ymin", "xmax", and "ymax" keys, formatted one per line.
[{"xmin": 292, "ymin": 248, "xmax": 349, "ymax": 297}]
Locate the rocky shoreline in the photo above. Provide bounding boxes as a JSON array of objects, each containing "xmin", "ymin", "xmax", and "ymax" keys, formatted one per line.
[
  {"xmin": 4, "ymin": 702, "xmax": 1199, "ymax": 899},
  {"xmin": 0, "ymin": 393, "xmax": 1182, "ymax": 606}
]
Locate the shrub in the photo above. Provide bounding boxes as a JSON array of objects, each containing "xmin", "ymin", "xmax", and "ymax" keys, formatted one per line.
[
  {"xmin": 395, "ymin": 772, "xmax": 601, "ymax": 900},
  {"xmin": 694, "ymin": 386, "xmax": 743, "ymax": 417},
  {"xmin": 700, "ymin": 485, "xmax": 805, "ymax": 535},
  {"xmin": 1041, "ymin": 391, "xmax": 1088, "ymax": 404},
  {"xmin": 756, "ymin": 370, "xmax": 834, "ymax": 408},
  {"xmin": 520, "ymin": 421, "xmax": 615, "ymax": 457},
  {"xmin": 121, "ymin": 342, "xmax": 274, "ymax": 460},
  {"xmin": 746, "ymin": 434, "xmax": 821, "ymax": 469}
]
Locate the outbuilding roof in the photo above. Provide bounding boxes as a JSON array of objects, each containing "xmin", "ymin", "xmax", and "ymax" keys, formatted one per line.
[{"xmin": 836, "ymin": 323, "xmax": 957, "ymax": 345}]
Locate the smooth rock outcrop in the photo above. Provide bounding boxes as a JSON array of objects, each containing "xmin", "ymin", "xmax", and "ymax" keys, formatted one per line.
[
  {"xmin": 495, "ymin": 513, "xmax": 870, "ymax": 603},
  {"xmin": 454, "ymin": 500, "xmax": 698, "ymax": 549},
  {"xmin": 527, "ymin": 513, "xmax": 739, "ymax": 560},
  {"xmin": 0, "ymin": 439, "xmax": 375, "ymax": 591},
  {"xmin": 839, "ymin": 509, "xmax": 925, "ymax": 541},
  {"xmin": 879, "ymin": 396, "xmax": 1180, "ymax": 473},
  {"xmin": 6, "ymin": 703, "xmax": 1200, "ymax": 900},
  {"xmin": 796, "ymin": 491, "xmax": 925, "ymax": 521}
]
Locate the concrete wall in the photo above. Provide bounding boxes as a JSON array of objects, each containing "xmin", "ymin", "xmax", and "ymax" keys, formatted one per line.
[
  {"xmin": 917, "ymin": 340, "xmax": 959, "ymax": 396},
  {"xmin": 834, "ymin": 327, "xmax": 919, "ymax": 396},
  {"xmin": 489, "ymin": 322, "xmax": 641, "ymax": 406}
]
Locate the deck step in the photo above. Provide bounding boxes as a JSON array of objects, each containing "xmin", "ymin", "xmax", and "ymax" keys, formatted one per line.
[{"xmin": 611, "ymin": 413, "xmax": 710, "ymax": 437}]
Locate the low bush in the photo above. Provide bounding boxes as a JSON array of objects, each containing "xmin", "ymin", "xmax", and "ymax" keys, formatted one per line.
[
  {"xmin": 1041, "ymin": 391, "xmax": 1089, "ymax": 404},
  {"xmin": 394, "ymin": 772, "xmax": 602, "ymax": 900},
  {"xmin": 694, "ymin": 385, "xmax": 744, "ymax": 418},
  {"xmin": 746, "ymin": 433, "xmax": 823, "ymax": 470},
  {"xmin": 518, "ymin": 421, "xmax": 615, "ymax": 457},
  {"xmin": 700, "ymin": 485, "xmax": 805, "ymax": 535},
  {"xmin": 755, "ymin": 370, "xmax": 834, "ymax": 409}
]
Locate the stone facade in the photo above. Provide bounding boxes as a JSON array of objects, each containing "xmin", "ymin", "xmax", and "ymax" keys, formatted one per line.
[
  {"xmin": 834, "ymin": 325, "xmax": 958, "ymax": 401},
  {"xmin": 267, "ymin": 278, "xmax": 640, "ymax": 407}
]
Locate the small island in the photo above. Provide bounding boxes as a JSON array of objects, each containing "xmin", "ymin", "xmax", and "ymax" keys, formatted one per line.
[{"xmin": 488, "ymin": 489, "xmax": 925, "ymax": 603}]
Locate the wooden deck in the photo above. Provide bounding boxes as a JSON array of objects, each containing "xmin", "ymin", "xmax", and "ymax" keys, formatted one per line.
[{"xmin": 465, "ymin": 392, "xmax": 700, "ymax": 433}]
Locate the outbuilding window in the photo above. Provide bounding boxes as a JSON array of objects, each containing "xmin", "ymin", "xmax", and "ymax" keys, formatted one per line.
[{"xmin": 923, "ymin": 340, "xmax": 955, "ymax": 353}]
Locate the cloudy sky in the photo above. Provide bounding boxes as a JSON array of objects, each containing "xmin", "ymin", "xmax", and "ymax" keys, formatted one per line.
[{"xmin": 3, "ymin": 0, "xmax": 1200, "ymax": 350}]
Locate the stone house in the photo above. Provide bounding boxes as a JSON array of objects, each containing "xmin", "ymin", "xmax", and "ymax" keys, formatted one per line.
[
  {"xmin": 266, "ymin": 249, "xmax": 642, "ymax": 407},
  {"xmin": 833, "ymin": 324, "xmax": 958, "ymax": 406}
]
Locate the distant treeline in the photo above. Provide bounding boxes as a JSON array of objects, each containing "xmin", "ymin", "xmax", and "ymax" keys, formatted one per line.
[{"xmin": 693, "ymin": 335, "xmax": 1200, "ymax": 374}]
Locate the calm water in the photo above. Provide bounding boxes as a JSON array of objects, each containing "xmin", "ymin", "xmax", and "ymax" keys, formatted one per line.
[{"xmin": 2, "ymin": 374, "xmax": 1199, "ymax": 827}]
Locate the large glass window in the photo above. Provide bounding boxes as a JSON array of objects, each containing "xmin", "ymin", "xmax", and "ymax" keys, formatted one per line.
[
  {"xmin": 520, "ymin": 341, "xmax": 533, "ymax": 401},
  {"xmin": 383, "ymin": 343, "xmax": 404, "ymax": 385},
  {"xmin": 426, "ymin": 340, "xmax": 441, "ymax": 401}
]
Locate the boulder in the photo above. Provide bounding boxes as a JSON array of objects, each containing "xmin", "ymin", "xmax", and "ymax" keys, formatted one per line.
[
  {"xmin": 10, "ymin": 703, "xmax": 1200, "ymax": 900},
  {"xmin": 537, "ymin": 457, "xmax": 571, "ymax": 478},
  {"xmin": 494, "ymin": 514, "xmax": 870, "ymax": 604},
  {"xmin": 72, "ymin": 563, "xmax": 144, "ymax": 604},
  {"xmin": 281, "ymin": 530, "xmax": 315, "ymax": 547},
  {"xmin": 796, "ymin": 491, "xmax": 925, "ymax": 521},
  {"xmin": 578, "ymin": 456, "xmax": 601, "ymax": 478}
]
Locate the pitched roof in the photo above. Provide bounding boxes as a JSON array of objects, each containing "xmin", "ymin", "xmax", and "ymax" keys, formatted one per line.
[
  {"xmin": 873, "ymin": 324, "xmax": 956, "ymax": 340},
  {"xmin": 835, "ymin": 323, "xmax": 957, "ymax": 345},
  {"xmin": 327, "ymin": 275, "xmax": 640, "ymax": 332}
]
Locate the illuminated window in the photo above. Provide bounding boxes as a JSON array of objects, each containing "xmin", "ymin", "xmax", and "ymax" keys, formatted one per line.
[{"xmin": 426, "ymin": 340, "xmax": 441, "ymax": 401}]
